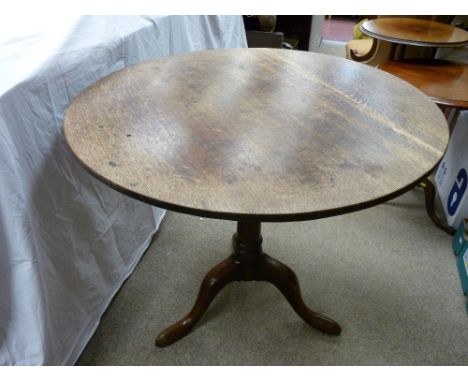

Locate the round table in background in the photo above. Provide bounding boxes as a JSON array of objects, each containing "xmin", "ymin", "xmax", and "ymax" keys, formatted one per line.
[
  {"xmin": 379, "ymin": 59, "xmax": 468, "ymax": 109},
  {"xmin": 361, "ymin": 17, "xmax": 468, "ymax": 48},
  {"xmin": 361, "ymin": 18, "xmax": 468, "ymax": 61},
  {"xmin": 64, "ymin": 48, "xmax": 449, "ymax": 347}
]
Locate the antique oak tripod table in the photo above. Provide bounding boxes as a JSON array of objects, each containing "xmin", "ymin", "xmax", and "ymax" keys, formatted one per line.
[{"xmin": 64, "ymin": 49, "xmax": 449, "ymax": 347}]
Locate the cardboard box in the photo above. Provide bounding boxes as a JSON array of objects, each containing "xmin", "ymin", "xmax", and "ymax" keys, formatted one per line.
[{"xmin": 435, "ymin": 112, "xmax": 468, "ymax": 229}]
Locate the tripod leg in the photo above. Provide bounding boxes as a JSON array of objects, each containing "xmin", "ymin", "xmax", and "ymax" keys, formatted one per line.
[
  {"xmin": 255, "ymin": 253, "xmax": 341, "ymax": 335},
  {"xmin": 155, "ymin": 256, "xmax": 242, "ymax": 347}
]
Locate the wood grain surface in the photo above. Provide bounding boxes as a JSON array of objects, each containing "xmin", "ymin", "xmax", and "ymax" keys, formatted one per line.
[
  {"xmin": 379, "ymin": 59, "xmax": 468, "ymax": 109},
  {"xmin": 361, "ymin": 18, "xmax": 468, "ymax": 47},
  {"xmin": 64, "ymin": 48, "xmax": 449, "ymax": 222}
]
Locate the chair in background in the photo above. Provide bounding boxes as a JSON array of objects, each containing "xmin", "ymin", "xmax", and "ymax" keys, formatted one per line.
[{"xmin": 345, "ymin": 16, "xmax": 392, "ymax": 66}]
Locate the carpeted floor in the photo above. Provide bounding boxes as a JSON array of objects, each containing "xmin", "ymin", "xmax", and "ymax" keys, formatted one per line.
[{"xmin": 76, "ymin": 186, "xmax": 468, "ymax": 365}]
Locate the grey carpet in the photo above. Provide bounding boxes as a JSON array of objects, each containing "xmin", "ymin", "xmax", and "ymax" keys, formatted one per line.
[{"xmin": 76, "ymin": 187, "xmax": 468, "ymax": 365}]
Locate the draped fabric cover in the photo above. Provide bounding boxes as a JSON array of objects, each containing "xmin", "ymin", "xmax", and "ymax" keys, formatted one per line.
[{"xmin": 0, "ymin": 15, "xmax": 247, "ymax": 365}]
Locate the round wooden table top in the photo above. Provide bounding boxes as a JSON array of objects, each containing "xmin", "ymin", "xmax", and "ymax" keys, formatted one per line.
[
  {"xmin": 64, "ymin": 48, "xmax": 449, "ymax": 222},
  {"xmin": 379, "ymin": 59, "xmax": 468, "ymax": 109},
  {"xmin": 361, "ymin": 18, "xmax": 468, "ymax": 47}
]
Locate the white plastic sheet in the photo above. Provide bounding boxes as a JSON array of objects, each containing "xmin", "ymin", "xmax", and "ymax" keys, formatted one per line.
[{"xmin": 0, "ymin": 15, "xmax": 247, "ymax": 365}]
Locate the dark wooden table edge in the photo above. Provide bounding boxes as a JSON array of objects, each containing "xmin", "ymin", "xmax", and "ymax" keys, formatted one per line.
[
  {"xmin": 360, "ymin": 26, "xmax": 468, "ymax": 48},
  {"xmin": 377, "ymin": 60, "xmax": 468, "ymax": 109},
  {"xmin": 427, "ymin": 98, "xmax": 468, "ymax": 110},
  {"xmin": 65, "ymin": 132, "xmax": 444, "ymax": 223}
]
